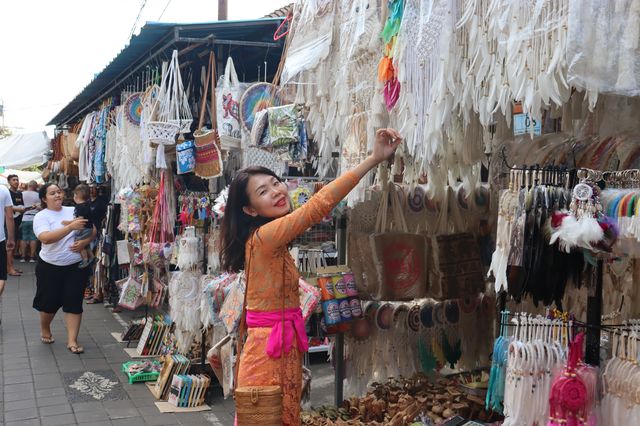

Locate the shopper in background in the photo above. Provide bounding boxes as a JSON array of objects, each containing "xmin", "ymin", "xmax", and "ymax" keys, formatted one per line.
[
  {"xmin": 89, "ymin": 185, "xmax": 108, "ymax": 229},
  {"xmin": 20, "ymin": 181, "xmax": 41, "ymax": 262},
  {"xmin": 0, "ymin": 185, "xmax": 16, "ymax": 304},
  {"xmin": 7, "ymin": 174, "xmax": 26, "ymax": 275},
  {"xmin": 220, "ymin": 128, "xmax": 402, "ymax": 425},
  {"xmin": 33, "ymin": 183, "xmax": 95, "ymax": 353}
]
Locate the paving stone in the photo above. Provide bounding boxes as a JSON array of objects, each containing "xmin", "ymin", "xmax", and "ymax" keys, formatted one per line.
[
  {"xmin": 111, "ymin": 417, "xmax": 146, "ymax": 426},
  {"xmin": 143, "ymin": 414, "xmax": 180, "ymax": 425},
  {"xmin": 5, "ymin": 407, "xmax": 39, "ymax": 422},
  {"xmin": 6, "ymin": 419, "xmax": 41, "ymax": 426},
  {"xmin": 74, "ymin": 409, "xmax": 110, "ymax": 423},
  {"xmin": 37, "ymin": 396, "xmax": 71, "ymax": 408},
  {"xmin": 4, "ymin": 388, "xmax": 36, "ymax": 402},
  {"xmin": 105, "ymin": 405, "xmax": 140, "ymax": 420},
  {"xmin": 36, "ymin": 387, "xmax": 66, "ymax": 398},
  {"xmin": 40, "ymin": 413, "xmax": 77, "ymax": 426},
  {"xmin": 38, "ymin": 403, "xmax": 73, "ymax": 416},
  {"xmin": 4, "ymin": 397, "xmax": 37, "ymax": 411},
  {"xmin": 72, "ymin": 400, "xmax": 104, "ymax": 413}
]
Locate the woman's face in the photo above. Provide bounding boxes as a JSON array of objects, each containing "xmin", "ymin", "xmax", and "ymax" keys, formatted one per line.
[
  {"xmin": 242, "ymin": 174, "xmax": 290, "ymax": 219},
  {"xmin": 43, "ymin": 185, "xmax": 63, "ymax": 210}
]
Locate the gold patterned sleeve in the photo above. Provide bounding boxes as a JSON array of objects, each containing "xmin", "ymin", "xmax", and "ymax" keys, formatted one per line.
[{"xmin": 252, "ymin": 171, "xmax": 360, "ymax": 250}]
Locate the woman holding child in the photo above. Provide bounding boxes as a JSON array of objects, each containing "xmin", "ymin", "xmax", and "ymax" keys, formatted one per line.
[{"xmin": 32, "ymin": 183, "xmax": 96, "ymax": 354}]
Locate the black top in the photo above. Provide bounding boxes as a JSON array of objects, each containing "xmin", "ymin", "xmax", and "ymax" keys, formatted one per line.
[
  {"xmin": 90, "ymin": 197, "xmax": 108, "ymax": 228},
  {"xmin": 9, "ymin": 190, "xmax": 23, "ymax": 220},
  {"xmin": 74, "ymin": 202, "xmax": 94, "ymax": 229}
]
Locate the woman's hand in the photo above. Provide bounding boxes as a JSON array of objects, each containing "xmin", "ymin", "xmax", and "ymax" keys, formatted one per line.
[
  {"xmin": 370, "ymin": 128, "xmax": 403, "ymax": 164},
  {"xmin": 65, "ymin": 218, "xmax": 88, "ymax": 231}
]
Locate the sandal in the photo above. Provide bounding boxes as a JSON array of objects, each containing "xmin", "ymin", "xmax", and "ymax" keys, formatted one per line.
[
  {"xmin": 41, "ymin": 336, "xmax": 55, "ymax": 344},
  {"xmin": 67, "ymin": 345, "xmax": 84, "ymax": 354},
  {"xmin": 86, "ymin": 298, "xmax": 104, "ymax": 304},
  {"xmin": 8, "ymin": 271, "xmax": 22, "ymax": 277}
]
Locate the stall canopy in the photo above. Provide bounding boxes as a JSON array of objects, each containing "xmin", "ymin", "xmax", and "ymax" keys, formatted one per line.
[
  {"xmin": 48, "ymin": 19, "xmax": 284, "ymax": 127},
  {"xmin": 0, "ymin": 169, "xmax": 43, "ymax": 186},
  {"xmin": 0, "ymin": 132, "xmax": 49, "ymax": 169}
]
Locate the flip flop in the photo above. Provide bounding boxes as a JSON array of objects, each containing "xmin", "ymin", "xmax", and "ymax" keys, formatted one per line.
[
  {"xmin": 41, "ymin": 336, "xmax": 55, "ymax": 344},
  {"xmin": 67, "ymin": 345, "xmax": 84, "ymax": 354},
  {"xmin": 86, "ymin": 298, "xmax": 104, "ymax": 304},
  {"xmin": 8, "ymin": 271, "xmax": 22, "ymax": 277}
]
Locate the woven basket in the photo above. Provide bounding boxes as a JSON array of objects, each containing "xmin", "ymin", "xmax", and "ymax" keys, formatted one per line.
[
  {"xmin": 147, "ymin": 121, "xmax": 180, "ymax": 145},
  {"xmin": 235, "ymin": 386, "xmax": 282, "ymax": 425},
  {"xmin": 169, "ymin": 118, "xmax": 193, "ymax": 134},
  {"xmin": 195, "ymin": 142, "xmax": 223, "ymax": 178}
]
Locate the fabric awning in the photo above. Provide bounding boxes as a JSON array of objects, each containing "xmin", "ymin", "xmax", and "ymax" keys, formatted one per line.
[{"xmin": 0, "ymin": 132, "xmax": 49, "ymax": 169}]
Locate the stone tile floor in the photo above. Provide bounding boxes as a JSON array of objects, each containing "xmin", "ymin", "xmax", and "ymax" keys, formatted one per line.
[{"xmin": 0, "ymin": 263, "xmax": 336, "ymax": 425}]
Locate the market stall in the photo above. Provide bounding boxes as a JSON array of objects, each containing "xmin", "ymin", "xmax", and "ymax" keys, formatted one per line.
[{"xmin": 46, "ymin": 1, "xmax": 640, "ymax": 424}]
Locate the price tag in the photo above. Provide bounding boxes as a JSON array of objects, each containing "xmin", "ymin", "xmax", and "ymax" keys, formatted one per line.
[{"xmin": 513, "ymin": 113, "xmax": 541, "ymax": 136}]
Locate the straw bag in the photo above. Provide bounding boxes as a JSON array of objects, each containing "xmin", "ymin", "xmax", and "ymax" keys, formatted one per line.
[
  {"xmin": 370, "ymin": 184, "xmax": 428, "ymax": 301},
  {"xmin": 234, "ymin": 244, "xmax": 284, "ymax": 425},
  {"xmin": 235, "ymin": 386, "xmax": 283, "ymax": 425},
  {"xmin": 347, "ymin": 191, "xmax": 382, "ymax": 300},
  {"xmin": 426, "ymin": 187, "xmax": 484, "ymax": 299},
  {"xmin": 194, "ymin": 51, "xmax": 223, "ymax": 178}
]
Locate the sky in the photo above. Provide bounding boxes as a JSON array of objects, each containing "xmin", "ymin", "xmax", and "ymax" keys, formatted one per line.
[{"xmin": 0, "ymin": 0, "xmax": 291, "ymax": 136}]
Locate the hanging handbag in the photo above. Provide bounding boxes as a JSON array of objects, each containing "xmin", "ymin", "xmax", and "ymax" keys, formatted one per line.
[
  {"xmin": 143, "ymin": 171, "xmax": 175, "ymax": 267},
  {"xmin": 176, "ymin": 140, "xmax": 196, "ymax": 174},
  {"xmin": 194, "ymin": 51, "xmax": 223, "ymax": 178},
  {"xmin": 347, "ymin": 191, "xmax": 382, "ymax": 300},
  {"xmin": 118, "ymin": 266, "xmax": 144, "ymax": 311},
  {"xmin": 370, "ymin": 183, "xmax": 428, "ymax": 301},
  {"xmin": 234, "ymin": 243, "xmax": 284, "ymax": 425},
  {"xmin": 426, "ymin": 187, "xmax": 485, "ymax": 299}
]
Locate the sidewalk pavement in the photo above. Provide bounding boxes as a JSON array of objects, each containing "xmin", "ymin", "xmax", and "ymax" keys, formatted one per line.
[
  {"xmin": 0, "ymin": 263, "xmax": 336, "ymax": 425},
  {"xmin": 0, "ymin": 263, "xmax": 235, "ymax": 425}
]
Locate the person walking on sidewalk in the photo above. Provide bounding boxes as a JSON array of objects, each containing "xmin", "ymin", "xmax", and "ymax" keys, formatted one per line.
[
  {"xmin": 0, "ymin": 185, "xmax": 16, "ymax": 300},
  {"xmin": 32, "ymin": 183, "xmax": 96, "ymax": 353},
  {"xmin": 7, "ymin": 174, "xmax": 26, "ymax": 276},
  {"xmin": 20, "ymin": 181, "xmax": 41, "ymax": 263}
]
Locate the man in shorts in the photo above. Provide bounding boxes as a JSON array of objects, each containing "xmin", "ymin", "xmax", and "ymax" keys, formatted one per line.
[{"xmin": 0, "ymin": 184, "xmax": 16, "ymax": 300}]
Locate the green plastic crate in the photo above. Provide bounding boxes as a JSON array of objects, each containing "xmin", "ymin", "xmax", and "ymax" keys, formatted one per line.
[{"xmin": 121, "ymin": 361, "xmax": 160, "ymax": 384}]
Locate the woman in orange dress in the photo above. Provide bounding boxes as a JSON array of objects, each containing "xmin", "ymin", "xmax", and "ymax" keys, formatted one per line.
[{"xmin": 220, "ymin": 128, "xmax": 403, "ymax": 425}]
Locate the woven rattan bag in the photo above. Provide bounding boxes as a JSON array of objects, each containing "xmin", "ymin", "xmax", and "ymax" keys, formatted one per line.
[
  {"xmin": 235, "ymin": 386, "xmax": 282, "ymax": 425},
  {"xmin": 347, "ymin": 191, "xmax": 382, "ymax": 299}
]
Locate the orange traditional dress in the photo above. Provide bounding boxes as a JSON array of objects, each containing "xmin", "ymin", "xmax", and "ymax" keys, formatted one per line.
[{"xmin": 237, "ymin": 171, "xmax": 360, "ymax": 425}]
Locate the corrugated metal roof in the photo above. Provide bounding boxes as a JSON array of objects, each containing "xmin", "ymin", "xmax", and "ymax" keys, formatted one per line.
[{"xmin": 49, "ymin": 18, "xmax": 284, "ymax": 127}]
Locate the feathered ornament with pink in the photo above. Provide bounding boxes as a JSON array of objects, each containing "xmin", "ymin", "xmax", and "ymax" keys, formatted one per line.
[{"xmin": 549, "ymin": 180, "xmax": 618, "ymax": 253}]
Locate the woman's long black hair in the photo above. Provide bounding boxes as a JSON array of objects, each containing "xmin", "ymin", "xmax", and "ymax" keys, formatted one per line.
[{"xmin": 219, "ymin": 166, "xmax": 282, "ymax": 272}]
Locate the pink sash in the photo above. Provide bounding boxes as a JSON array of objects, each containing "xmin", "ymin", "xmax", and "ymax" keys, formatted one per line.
[{"xmin": 246, "ymin": 307, "xmax": 309, "ymax": 358}]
